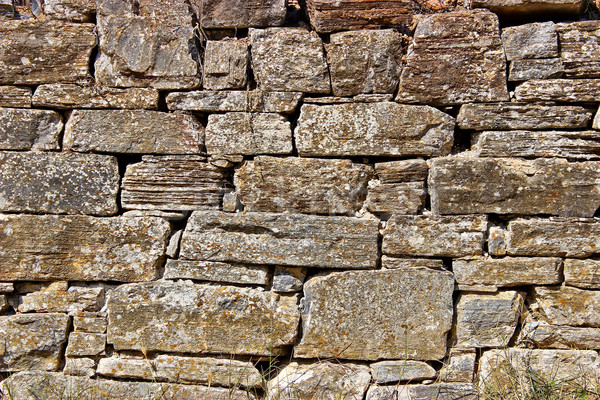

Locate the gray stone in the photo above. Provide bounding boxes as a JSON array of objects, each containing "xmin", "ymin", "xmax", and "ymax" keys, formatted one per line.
[
  {"xmin": 0, "ymin": 152, "xmax": 119, "ymax": 215},
  {"xmin": 166, "ymin": 90, "xmax": 302, "ymax": 113},
  {"xmin": 166, "ymin": 229, "xmax": 182, "ymax": 258},
  {"xmin": 33, "ymin": 84, "xmax": 159, "ymax": 109},
  {"xmin": 164, "ymin": 260, "xmax": 270, "ymax": 285},
  {"xmin": 0, "ymin": 214, "xmax": 170, "ymax": 282},
  {"xmin": 295, "ymin": 268, "xmax": 454, "ymax": 360},
  {"xmin": 234, "ymin": 156, "xmax": 373, "ymax": 215},
  {"xmin": 501, "ymin": 22, "xmax": 558, "ymax": 61},
  {"xmin": 439, "ymin": 349, "xmax": 476, "ymax": 383},
  {"xmin": 43, "ymin": 0, "xmax": 95, "ymax": 21},
  {"xmin": 429, "ymin": 156, "xmax": 600, "ymax": 217},
  {"xmin": 594, "ymin": 107, "xmax": 600, "ymax": 129},
  {"xmin": 470, "ymin": 0, "xmax": 581, "ymax": 16},
  {"xmin": 19, "ymin": 287, "xmax": 104, "ymax": 314},
  {"xmin": 0, "ymin": 295, "xmax": 7, "ymax": 313},
  {"xmin": 564, "ymin": 259, "xmax": 600, "ymax": 289},
  {"xmin": 193, "ymin": 0, "xmax": 286, "ymax": 28},
  {"xmin": 205, "ymin": 113, "xmax": 292, "ymax": 155},
  {"xmin": 381, "ymin": 256, "xmax": 445, "ymax": 270},
  {"xmin": 519, "ymin": 317, "xmax": 600, "ymax": 349},
  {"xmin": 558, "ymin": 21, "xmax": 600, "ymax": 78},
  {"xmin": 249, "ymin": 28, "xmax": 330, "ymax": 93},
  {"xmin": 180, "ymin": 211, "xmax": 379, "ymax": 269},
  {"xmin": 272, "ymin": 267, "xmax": 306, "ymax": 293},
  {"xmin": 64, "ymin": 110, "xmax": 203, "ymax": 154},
  {"xmin": 382, "ymin": 214, "xmax": 487, "ymax": 258},
  {"xmin": 515, "ymin": 79, "xmax": 600, "ymax": 102},
  {"xmin": 65, "ymin": 332, "xmax": 106, "ymax": 356},
  {"xmin": 535, "ymin": 286, "xmax": 600, "ymax": 327},
  {"xmin": 366, "ymin": 383, "xmax": 478, "ymax": 400},
  {"xmin": 508, "ymin": 58, "xmax": 564, "ymax": 81},
  {"xmin": 296, "ymin": 102, "xmax": 455, "ymax": 157},
  {"xmin": 366, "ymin": 181, "xmax": 426, "ymax": 215},
  {"xmin": 488, "ymin": 226, "xmax": 507, "ymax": 256},
  {"xmin": 0, "ymin": 86, "xmax": 31, "ymax": 107},
  {"xmin": 370, "ymin": 360, "xmax": 436, "ymax": 383},
  {"xmin": 375, "ymin": 159, "xmax": 429, "ymax": 183},
  {"xmin": 74, "ymin": 315, "xmax": 107, "ymax": 333},
  {"xmin": 203, "ymin": 39, "xmax": 248, "ymax": 90},
  {"xmin": 64, "ymin": 357, "xmax": 95, "ymax": 377},
  {"xmin": 0, "ymin": 108, "xmax": 62, "ymax": 151}
]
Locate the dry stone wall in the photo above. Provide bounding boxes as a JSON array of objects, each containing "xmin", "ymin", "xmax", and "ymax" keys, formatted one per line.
[{"xmin": 1, "ymin": 0, "xmax": 600, "ymax": 399}]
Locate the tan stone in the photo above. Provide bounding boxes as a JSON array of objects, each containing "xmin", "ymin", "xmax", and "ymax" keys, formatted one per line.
[
  {"xmin": 370, "ymin": 360, "xmax": 436, "ymax": 383},
  {"xmin": 65, "ymin": 332, "xmax": 106, "ymax": 356},
  {"xmin": 0, "ymin": 294, "xmax": 7, "ymax": 313},
  {"xmin": 508, "ymin": 58, "xmax": 564, "ymax": 81},
  {"xmin": 440, "ymin": 349, "xmax": 476, "ymax": 383},
  {"xmin": 0, "ymin": 282, "xmax": 13, "ymax": 293},
  {"xmin": 0, "ymin": 108, "xmax": 62, "ymax": 151},
  {"xmin": 166, "ymin": 90, "xmax": 302, "ymax": 113},
  {"xmin": 501, "ymin": 22, "xmax": 558, "ymax": 61},
  {"xmin": 519, "ymin": 316, "xmax": 600, "ymax": 349},
  {"xmin": 203, "ymin": 39, "xmax": 248, "ymax": 90},
  {"xmin": 164, "ymin": 260, "xmax": 270, "ymax": 285},
  {"xmin": 0, "ymin": 86, "xmax": 31, "ymax": 107},
  {"xmin": 366, "ymin": 383, "xmax": 477, "ymax": 400},
  {"xmin": 19, "ymin": 287, "xmax": 104, "ymax": 314},
  {"xmin": 558, "ymin": 21, "xmax": 600, "ymax": 78},
  {"xmin": 74, "ymin": 315, "xmax": 107, "ymax": 333},
  {"xmin": 43, "ymin": 0, "xmax": 95, "ymax": 21},
  {"xmin": 375, "ymin": 159, "xmax": 429, "ymax": 183},
  {"xmin": 366, "ymin": 181, "xmax": 425, "ymax": 215},
  {"xmin": 64, "ymin": 357, "xmax": 95, "ymax": 377},
  {"xmin": 381, "ymin": 256, "xmax": 445, "ymax": 270},
  {"xmin": 32, "ymin": 84, "xmax": 158, "ymax": 109},
  {"xmin": 564, "ymin": 259, "xmax": 600, "ymax": 289},
  {"xmin": 193, "ymin": 0, "xmax": 285, "ymax": 28},
  {"xmin": 535, "ymin": 286, "xmax": 600, "ymax": 327},
  {"xmin": 515, "ymin": 79, "xmax": 600, "ymax": 102},
  {"xmin": 470, "ymin": 0, "xmax": 581, "ymax": 16}
]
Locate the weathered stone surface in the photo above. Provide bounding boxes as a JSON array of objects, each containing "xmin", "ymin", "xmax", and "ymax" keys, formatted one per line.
[
  {"xmin": 234, "ymin": 156, "xmax": 373, "ymax": 215},
  {"xmin": 121, "ymin": 156, "xmax": 230, "ymax": 211},
  {"xmin": 440, "ymin": 349, "xmax": 476, "ymax": 383},
  {"xmin": 296, "ymin": 102, "xmax": 454, "ymax": 157},
  {"xmin": 382, "ymin": 214, "xmax": 487, "ymax": 258},
  {"xmin": 375, "ymin": 159, "xmax": 429, "ymax": 183},
  {"xmin": 66, "ymin": 332, "xmax": 106, "ymax": 356},
  {"xmin": 594, "ymin": 107, "xmax": 600, "ymax": 129},
  {"xmin": 0, "ymin": 214, "xmax": 170, "ymax": 282},
  {"xmin": 107, "ymin": 281, "xmax": 299, "ymax": 356},
  {"xmin": 457, "ymin": 103, "xmax": 591, "ymax": 131},
  {"xmin": 295, "ymin": 268, "xmax": 454, "ymax": 360},
  {"xmin": 267, "ymin": 362, "xmax": 371, "ymax": 400},
  {"xmin": 166, "ymin": 229, "xmax": 182, "ymax": 258},
  {"xmin": 166, "ymin": 90, "xmax": 302, "ymax": 113},
  {"xmin": 64, "ymin": 110, "xmax": 203, "ymax": 154},
  {"xmin": 366, "ymin": 181, "xmax": 426, "ymax": 215},
  {"xmin": 0, "ymin": 108, "xmax": 62, "ymax": 151},
  {"xmin": 0, "ymin": 294, "xmax": 7, "ymax": 313},
  {"xmin": 43, "ymin": 0, "xmax": 95, "ymax": 21},
  {"xmin": 64, "ymin": 357, "xmax": 95, "ymax": 377},
  {"xmin": 370, "ymin": 360, "xmax": 436, "ymax": 383},
  {"xmin": 397, "ymin": 10, "xmax": 508, "ymax": 105},
  {"xmin": 564, "ymin": 259, "xmax": 600, "ymax": 289},
  {"xmin": 430, "ymin": 156, "xmax": 600, "ymax": 217},
  {"xmin": 0, "ymin": 20, "xmax": 96, "ymax": 85},
  {"xmin": 456, "ymin": 291, "xmax": 524, "ymax": 348},
  {"xmin": 535, "ymin": 286, "xmax": 600, "ymax": 327},
  {"xmin": 501, "ymin": 22, "xmax": 558, "ymax": 61},
  {"xmin": 0, "ymin": 86, "xmax": 31, "ymax": 107},
  {"xmin": 194, "ymin": 0, "xmax": 285, "ymax": 28},
  {"xmin": 180, "ymin": 211, "xmax": 379, "ymax": 268},
  {"xmin": 470, "ymin": 0, "xmax": 581, "ymax": 16},
  {"xmin": 454, "ymin": 256, "xmax": 562, "ymax": 290},
  {"xmin": 249, "ymin": 28, "xmax": 330, "ymax": 93},
  {"xmin": 327, "ymin": 29, "xmax": 401, "ymax": 96},
  {"xmin": 508, "ymin": 58, "xmax": 564, "ymax": 81},
  {"xmin": 0, "ymin": 314, "xmax": 69, "ymax": 371},
  {"xmin": 19, "ymin": 287, "xmax": 104, "ymax": 314},
  {"xmin": 0, "ymin": 282, "xmax": 13, "ymax": 293},
  {"xmin": 206, "ymin": 113, "xmax": 292, "ymax": 155},
  {"xmin": 519, "ymin": 317, "xmax": 600, "ymax": 349},
  {"xmin": 0, "ymin": 371, "xmax": 256, "ymax": 400},
  {"xmin": 0, "ymin": 152, "xmax": 119, "ymax": 215},
  {"xmin": 74, "ymin": 315, "xmax": 107, "ymax": 333},
  {"xmin": 164, "ymin": 260, "xmax": 269, "ymax": 285},
  {"xmin": 558, "ymin": 21, "xmax": 600, "ymax": 78},
  {"xmin": 515, "ymin": 79, "xmax": 600, "ymax": 102},
  {"xmin": 382, "ymin": 256, "xmax": 445, "ymax": 270},
  {"xmin": 0, "ymin": 0, "xmax": 13, "ymax": 17},
  {"xmin": 33, "ymin": 84, "xmax": 159, "ymax": 109},
  {"xmin": 273, "ymin": 267, "xmax": 306, "ymax": 293},
  {"xmin": 203, "ymin": 39, "xmax": 248, "ymax": 90},
  {"xmin": 366, "ymin": 383, "xmax": 478, "ymax": 400}
]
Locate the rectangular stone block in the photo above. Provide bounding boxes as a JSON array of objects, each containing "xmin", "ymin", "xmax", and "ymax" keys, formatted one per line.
[
  {"xmin": 64, "ymin": 110, "xmax": 203, "ymax": 154},
  {"xmin": 180, "ymin": 211, "xmax": 379, "ymax": 269},
  {"xmin": 381, "ymin": 256, "xmax": 445, "ymax": 270},
  {"xmin": 19, "ymin": 287, "xmax": 104, "ymax": 314},
  {"xmin": 370, "ymin": 361, "xmax": 436, "ymax": 383},
  {"xmin": 382, "ymin": 214, "xmax": 487, "ymax": 258},
  {"xmin": 272, "ymin": 266, "xmax": 306, "ymax": 293},
  {"xmin": 234, "ymin": 156, "xmax": 373, "ymax": 215},
  {"xmin": 470, "ymin": 0, "xmax": 581, "ymax": 16},
  {"xmin": 365, "ymin": 181, "xmax": 425, "ymax": 215},
  {"xmin": 429, "ymin": 156, "xmax": 600, "ymax": 217},
  {"xmin": 519, "ymin": 318, "xmax": 600, "ymax": 349},
  {"xmin": 64, "ymin": 357, "xmax": 95, "ymax": 377},
  {"xmin": 515, "ymin": 79, "xmax": 600, "ymax": 102},
  {"xmin": 164, "ymin": 259, "xmax": 270, "ymax": 285},
  {"xmin": 65, "ymin": 332, "xmax": 106, "ymax": 356},
  {"xmin": 558, "ymin": 21, "xmax": 600, "ymax": 78},
  {"xmin": 166, "ymin": 90, "xmax": 302, "ymax": 113},
  {"xmin": 74, "ymin": 315, "xmax": 107, "ymax": 333},
  {"xmin": 367, "ymin": 383, "xmax": 477, "ymax": 400},
  {"xmin": 194, "ymin": 0, "xmax": 285, "ymax": 28},
  {"xmin": 106, "ymin": 281, "xmax": 299, "ymax": 356},
  {"xmin": 508, "ymin": 58, "xmax": 564, "ymax": 81},
  {"xmin": 43, "ymin": 0, "xmax": 96, "ymax": 22},
  {"xmin": 535, "ymin": 286, "xmax": 600, "ymax": 327},
  {"xmin": 0, "ymin": 214, "xmax": 170, "ymax": 282},
  {"xmin": 32, "ymin": 84, "xmax": 159, "ymax": 109},
  {"xmin": 0, "ymin": 86, "xmax": 31, "ymax": 107},
  {"xmin": 375, "ymin": 159, "xmax": 428, "ymax": 183},
  {"xmin": 0, "ymin": 152, "xmax": 119, "ymax": 215},
  {"xmin": 564, "ymin": 259, "xmax": 600, "ymax": 289},
  {"xmin": 203, "ymin": 39, "xmax": 248, "ymax": 90},
  {"xmin": 0, "ymin": 108, "xmax": 62, "ymax": 151},
  {"xmin": 296, "ymin": 102, "xmax": 455, "ymax": 157},
  {"xmin": 440, "ymin": 349, "xmax": 476, "ymax": 383},
  {"xmin": 501, "ymin": 22, "xmax": 558, "ymax": 61}
]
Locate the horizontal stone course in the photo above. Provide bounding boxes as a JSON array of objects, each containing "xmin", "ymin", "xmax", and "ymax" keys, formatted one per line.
[{"xmin": 0, "ymin": 108, "xmax": 63, "ymax": 151}]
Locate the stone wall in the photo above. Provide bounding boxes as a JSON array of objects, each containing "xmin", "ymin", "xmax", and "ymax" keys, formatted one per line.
[{"xmin": 1, "ymin": 0, "xmax": 600, "ymax": 399}]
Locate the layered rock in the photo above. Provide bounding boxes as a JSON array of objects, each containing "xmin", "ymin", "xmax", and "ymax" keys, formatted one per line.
[
  {"xmin": 501, "ymin": 22, "xmax": 558, "ymax": 61},
  {"xmin": 203, "ymin": 39, "xmax": 248, "ymax": 90},
  {"xmin": 366, "ymin": 383, "xmax": 477, "ymax": 400},
  {"xmin": 32, "ymin": 84, "xmax": 159, "ymax": 109},
  {"xmin": 43, "ymin": 0, "xmax": 96, "ymax": 22},
  {"xmin": 508, "ymin": 58, "xmax": 564, "ymax": 81},
  {"xmin": 166, "ymin": 90, "xmax": 302, "ymax": 113},
  {"xmin": 0, "ymin": 108, "xmax": 62, "ymax": 151},
  {"xmin": 163, "ymin": 260, "xmax": 270, "ymax": 285},
  {"xmin": 534, "ymin": 286, "xmax": 600, "ymax": 327},
  {"xmin": 470, "ymin": 0, "xmax": 581, "ymax": 16},
  {"xmin": 558, "ymin": 21, "xmax": 600, "ymax": 78},
  {"xmin": 19, "ymin": 286, "xmax": 105, "ymax": 314},
  {"xmin": 519, "ymin": 318, "xmax": 600, "ymax": 349},
  {"xmin": 193, "ymin": 0, "xmax": 286, "ymax": 28},
  {"xmin": 0, "ymin": 86, "xmax": 31, "ymax": 107},
  {"xmin": 370, "ymin": 360, "xmax": 436, "ymax": 383},
  {"xmin": 564, "ymin": 259, "xmax": 600, "ymax": 289},
  {"xmin": 515, "ymin": 79, "xmax": 600, "ymax": 102}
]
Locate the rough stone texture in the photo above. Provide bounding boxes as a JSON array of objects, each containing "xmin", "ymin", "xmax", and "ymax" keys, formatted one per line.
[
  {"xmin": 534, "ymin": 286, "xmax": 600, "ymax": 327},
  {"xmin": 0, "ymin": 314, "xmax": 69, "ymax": 371},
  {"xmin": 455, "ymin": 291, "xmax": 524, "ymax": 348},
  {"xmin": 296, "ymin": 102, "xmax": 455, "ymax": 157},
  {"xmin": 558, "ymin": 21, "xmax": 600, "ymax": 78},
  {"xmin": 0, "ymin": 0, "xmax": 13, "ymax": 17},
  {"xmin": 439, "ymin": 349, "xmax": 476, "ymax": 383},
  {"xmin": 65, "ymin": 332, "xmax": 106, "ymax": 356},
  {"xmin": 64, "ymin": 357, "xmax": 95, "ymax": 377},
  {"xmin": 0, "ymin": 20, "xmax": 96, "ymax": 85},
  {"xmin": 0, "ymin": 214, "xmax": 170, "ymax": 282},
  {"xmin": 249, "ymin": 28, "xmax": 330, "ymax": 93},
  {"xmin": 366, "ymin": 383, "xmax": 478, "ymax": 400},
  {"xmin": 33, "ymin": 84, "xmax": 159, "ymax": 109},
  {"xmin": 295, "ymin": 268, "xmax": 454, "ymax": 360},
  {"xmin": 0, "ymin": 294, "xmax": 8, "ymax": 313},
  {"xmin": 470, "ymin": 0, "xmax": 581, "ymax": 16},
  {"xmin": 370, "ymin": 360, "xmax": 436, "ymax": 383},
  {"xmin": 564, "ymin": 259, "xmax": 600, "ymax": 289},
  {"xmin": 273, "ymin": 267, "xmax": 307, "ymax": 293},
  {"xmin": 234, "ymin": 156, "xmax": 373, "ymax": 215},
  {"xmin": 595, "ymin": 107, "xmax": 600, "ymax": 129},
  {"xmin": 429, "ymin": 156, "xmax": 600, "ymax": 217},
  {"xmin": 515, "ymin": 79, "xmax": 600, "ymax": 102},
  {"xmin": 64, "ymin": 110, "xmax": 203, "ymax": 154},
  {"xmin": 205, "ymin": 113, "xmax": 292, "ymax": 155},
  {"xmin": 501, "ymin": 22, "xmax": 558, "ymax": 61},
  {"xmin": 193, "ymin": 0, "xmax": 286, "ymax": 28},
  {"xmin": 0, "ymin": 152, "xmax": 119, "ymax": 216},
  {"xmin": 456, "ymin": 103, "xmax": 591, "ymax": 131},
  {"xmin": 327, "ymin": 29, "xmax": 401, "ymax": 96},
  {"xmin": 453, "ymin": 256, "xmax": 562, "ymax": 290},
  {"xmin": 180, "ymin": 211, "xmax": 379, "ymax": 268},
  {"xmin": 382, "ymin": 214, "xmax": 487, "ymax": 258},
  {"xmin": 121, "ymin": 156, "xmax": 230, "ymax": 211},
  {"xmin": 508, "ymin": 58, "xmax": 564, "ymax": 81},
  {"xmin": 203, "ymin": 39, "xmax": 248, "ymax": 90},
  {"xmin": 0, "ymin": 108, "xmax": 62, "ymax": 151},
  {"xmin": 164, "ymin": 260, "xmax": 270, "ymax": 285},
  {"xmin": 382, "ymin": 256, "xmax": 445, "ymax": 270},
  {"xmin": 107, "ymin": 281, "xmax": 299, "ymax": 356},
  {"xmin": 19, "ymin": 287, "xmax": 104, "ymax": 314},
  {"xmin": 519, "ymin": 317, "xmax": 600, "ymax": 349},
  {"xmin": 266, "ymin": 362, "xmax": 371, "ymax": 400},
  {"xmin": 375, "ymin": 159, "xmax": 429, "ymax": 183},
  {"xmin": 0, "ymin": 86, "xmax": 31, "ymax": 107},
  {"xmin": 74, "ymin": 316, "xmax": 107, "ymax": 333},
  {"xmin": 0, "ymin": 282, "xmax": 13, "ymax": 293},
  {"xmin": 366, "ymin": 181, "xmax": 426, "ymax": 215},
  {"xmin": 166, "ymin": 90, "xmax": 302, "ymax": 113},
  {"xmin": 396, "ymin": 10, "xmax": 508, "ymax": 105},
  {"xmin": 43, "ymin": 0, "xmax": 96, "ymax": 21}
]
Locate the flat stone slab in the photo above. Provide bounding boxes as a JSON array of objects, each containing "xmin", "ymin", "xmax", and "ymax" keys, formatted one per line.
[
  {"xmin": 0, "ymin": 214, "xmax": 170, "ymax": 282},
  {"xmin": 564, "ymin": 259, "xmax": 600, "ymax": 289},
  {"xmin": 164, "ymin": 260, "xmax": 270, "ymax": 285},
  {"xmin": 203, "ymin": 39, "xmax": 248, "ymax": 90},
  {"xmin": 519, "ymin": 318, "xmax": 600, "ymax": 349},
  {"xmin": 375, "ymin": 159, "xmax": 429, "ymax": 183},
  {"xmin": 296, "ymin": 102, "xmax": 454, "ymax": 157},
  {"xmin": 0, "ymin": 86, "xmax": 31, "ymax": 107},
  {"xmin": 470, "ymin": 0, "xmax": 581, "ymax": 16},
  {"xmin": 366, "ymin": 383, "xmax": 478, "ymax": 400},
  {"xmin": 534, "ymin": 286, "xmax": 600, "ymax": 327},
  {"xmin": 32, "ymin": 84, "xmax": 159, "ymax": 109},
  {"xmin": 166, "ymin": 90, "xmax": 302, "ymax": 113},
  {"xmin": 501, "ymin": 22, "xmax": 558, "ymax": 61},
  {"xmin": 366, "ymin": 181, "xmax": 425, "ymax": 215},
  {"xmin": 508, "ymin": 58, "xmax": 564, "ymax": 81},
  {"xmin": 194, "ymin": 0, "xmax": 285, "ymax": 28},
  {"xmin": 558, "ymin": 21, "xmax": 600, "ymax": 78},
  {"xmin": 43, "ymin": 0, "xmax": 96, "ymax": 22},
  {"xmin": 65, "ymin": 332, "xmax": 106, "ymax": 356},
  {"xmin": 19, "ymin": 286, "xmax": 104, "ymax": 314},
  {"xmin": 180, "ymin": 211, "xmax": 379, "ymax": 269},
  {"xmin": 515, "ymin": 79, "xmax": 600, "ymax": 102},
  {"xmin": 295, "ymin": 268, "xmax": 454, "ymax": 361},
  {"xmin": 106, "ymin": 281, "xmax": 299, "ymax": 356},
  {"xmin": 0, "ymin": 108, "xmax": 62, "ymax": 151},
  {"xmin": 370, "ymin": 360, "xmax": 436, "ymax": 383}
]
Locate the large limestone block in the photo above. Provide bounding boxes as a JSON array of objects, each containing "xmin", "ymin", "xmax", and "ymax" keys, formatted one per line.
[
  {"xmin": 558, "ymin": 21, "xmax": 600, "ymax": 78},
  {"xmin": 366, "ymin": 383, "xmax": 477, "ymax": 400},
  {"xmin": 429, "ymin": 156, "xmax": 600, "ymax": 217},
  {"xmin": 535, "ymin": 286, "xmax": 600, "ymax": 327},
  {"xmin": 0, "ymin": 314, "xmax": 69, "ymax": 371},
  {"xmin": 396, "ymin": 10, "xmax": 508, "ymax": 105},
  {"xmin": 564, "ymin": 259, "xmax": 600, "ymax": 289},
  {"xmin": 370, "ymin": 360, "xmax": 436, "ymax": 383},
  {"xmin": 106, "ymin": 281, "xmax": 299, "ymax": 356},
  {"xmin": 180, "ymin": 211, "xmax": 379, "ymax": 268},
  {"xmin": 501, "ymin": 22, "xmax": 558, "ymax": 61},
  {"xmin": 266, "ymin": 362, "xmax": 371, "ymax": 400},
  {"xmin": 296, "ymin": 102, "xmax": 454, "ymax": 157},
  {"xmin": 0, "ymin": 20, "xmax": 96, "ymax": 85},
  {"xmin": 366, "ymin": 181, "xmax": 425, "ymax": 215},
  {"xmin": 164, "ymin": 259, "xmax": 270, "ymax": 285},
  {"xmin": 32, "ymin": 84, "xmax": 159, "ymax": 109},
  {"xmin": 249, "ymin": 28, "xmax": 330, "ymax": 93},
  {"xmin": 64, "ymin": 110, "xmax": 203, "ymax": 154},
  {"xmin": 515, "ymin": 79, "xmax": 600, "ymax": 102},
  {"xmin": 470, "ymin": 0, "xmax": 581, "ymax": 16},
  {"xmin": 382, "ymin": 214, "xmax": 487, "ymax": 258},
  {"xmin": 193, "ymin": 0, "xmax": 285, "ymax": 28},
  {"xmin": 43, "ymin": 0, "xmax": 96, "ymax": 21},
  {"xmin": 19, "ymin": 287, "xmax": 104, "ymax": 314},
  {"xmin": 375, "ymin": 159, "xmax": 428, "ymax": 183},
  {"xmin": 0, "ymin": 86, "xmax": 31, "ymax": 108},
  {"xmin": 295, "ymin": 268, "xmax": 454, "ymax": 360},
  {"xmin": 234, "ymin": 156, "xmax": 373, "ymax": 215},
  {"xmin": 0, "ymin": 152, "xmax": 119, "ymax": 216},
  {"xmin": 166, "ymin": 90, "xmax": 302, "ymax": 113},
  {"xmin": 0, "ymin": 214, "xmax": 170, "ymax": 282},
  {"xmin": 519, "ymin": 317, "xmax": 600, "ymax": 349},
  {"xmin": 0, "ymin": 108, "xmax": 62, "ymax": 151},
  {"xmin": 203, "ymin": 39, "xmax": 248, "ymax": 90},
  {"xmin": 508, "ymin": 58, "xmax": 564, "ymax": 81}
]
